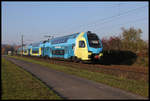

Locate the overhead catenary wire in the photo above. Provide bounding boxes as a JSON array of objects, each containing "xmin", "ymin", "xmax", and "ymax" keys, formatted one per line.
[
  {"xmin": 83, "ymin": 5, "xmax": 147, "ymax": 31},
  {"xmin": 27, "ymin": 3, "xmax": 148, "ymax": 39},
  {"xmin": 19, "ymin": 4, "xmax": 148, "ymax": 44},
  {"xmin": 93, "ymin": 17, "xmax": 148, "ymax": 32},
  {"xmin": 63, "ymin": 5, "xmax": 148, "ymax": 32},
  {"xmin": 21, "ymin": 2, "xmax": 127, "ymax": 7},
  {"xmin": 59, "ymin": 3, "xmax": 125, "ymax": 33},
  {"xmin": 95, "ymin": 17, "xmax": 148, "ymax": 39},
  {"xmin": 85, "ymin": 11, "xmax": 148, "ymax": 32}
]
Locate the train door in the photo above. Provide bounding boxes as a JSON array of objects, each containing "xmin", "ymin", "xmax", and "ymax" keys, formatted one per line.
[
  {"xmin": 75, "ymin": 39, "xmax": 88, "ymax": 60},
  {"xmin": 42, "ymin": 47, "xmax": 45, "ymax": 56},
  {"xmin": 28, "ymin": 49, "xmax": 30, "ymax": 56},
  {"xmin": 41, "ymin": 47, "xmax": 43, "ymax": 56},
  {"xmin": 64, "ymin": 46, "xmax": 68, "ymax": 58}
]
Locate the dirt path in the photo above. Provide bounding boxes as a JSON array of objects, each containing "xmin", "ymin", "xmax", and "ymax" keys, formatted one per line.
[{"xmin": 4, "ymin": 56, "xmax": 146, "ymax": 99}]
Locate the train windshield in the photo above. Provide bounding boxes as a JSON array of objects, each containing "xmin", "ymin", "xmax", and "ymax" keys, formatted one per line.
[{"xmin": 87, "ymin": 32, "xmax": 101, "ymax": 48}]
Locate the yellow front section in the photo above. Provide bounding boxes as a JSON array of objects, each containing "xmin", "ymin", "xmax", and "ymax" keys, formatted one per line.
[
  {"xmin": 31, "ymin": 48, "xmax": 42, "ymax": 56},
  {"xmin": 74, "ymin": 32, "xmax": 91, "ymax": 60},
  {"xmin": 23, "ymin": 50, "xmax": 28, "ymax": 55}
]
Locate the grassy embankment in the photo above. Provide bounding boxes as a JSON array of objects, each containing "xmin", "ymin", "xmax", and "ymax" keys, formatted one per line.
[
  {"xmin": 133, "ymin": 56, "xmax": 149, "ymax": 67},
  {"xmin": 1, "ymin": 58, "xmax": 62, "ymax": 100},
  {"xmin": 9, "ymin": 55, "xmax": 148, "ymax": 98}
]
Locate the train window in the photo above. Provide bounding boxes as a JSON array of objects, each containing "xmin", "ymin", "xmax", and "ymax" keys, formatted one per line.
[
  {"xmin": 51, "ymin": 37, "xmax": 68, "ymax": 44},
  {"xmin": 24, "ymin": 49, "xmax": 27, "ymax": 53},
  {"xmin": 28, "ymin": 49, "xmax": 30, "ymax": 53},
  {"xmin": 52, "ymin": 50, "xmax": 55, "ymax": 54},
  {"xmin": 72, "ymin": 44, "xmax": 75, "ymax": 50},
  {"xmin": 52, "ymin": 50, "xmax": 65, "ymax": 55},
  {"xmin": 87, "ymin": 33, "xmax": 101, "ymax": 48},
  {"xmin": 79, "ymin": 41, "xmax": 85, "ymax": 48},
  {"xmin": 32, "ymin": 49, "xmax": 39, "ymax": 54},
  {"xmin": 46, "ymin": 47, "xmax": 49, "ymax": 51}
]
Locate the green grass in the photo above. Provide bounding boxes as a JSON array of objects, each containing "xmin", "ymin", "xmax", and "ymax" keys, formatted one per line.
[
  {"xmin": 1, "ymin": 58, "xmax": 62, "ymax": 100},
  {"xmin": 9, "ymin": 56, "xmax": 149, "ymax": 98}
]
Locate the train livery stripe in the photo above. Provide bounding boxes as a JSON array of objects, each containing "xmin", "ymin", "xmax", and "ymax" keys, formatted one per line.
[
  {"xmin": 74, "ymin": 32, "xmax": 90, "ymax": 60},
  {"xmin": 23, "ymin": 48, "xmax": 28, "ymax": 55},
  {"xmin": 30, "ymin": 48, "xmax": 32, "ymax": 55},
  {"xmin": 31, "ymin": 48, "xmax": 42, "ymax": 56},
  {"xmin": 23, "ymin": 51, "xmax": 28, "ymax": 55},
  {"xmin": 39, "ymin": 48, "xmax": 41, "ymax": 56}
]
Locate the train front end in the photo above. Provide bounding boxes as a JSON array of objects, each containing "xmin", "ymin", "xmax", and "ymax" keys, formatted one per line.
[
  {"xmin": 74, "ymin": 31, "xmax": 103, "ymax": 61},
  {"xmin": 85, "ymin": 31, "xmax": 103, "ymax": 60}
]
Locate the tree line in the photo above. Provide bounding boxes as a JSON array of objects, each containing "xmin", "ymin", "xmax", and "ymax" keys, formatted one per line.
[{"xmin": 101, "ymin": 27, "xmax": 148, "ymax": 57}]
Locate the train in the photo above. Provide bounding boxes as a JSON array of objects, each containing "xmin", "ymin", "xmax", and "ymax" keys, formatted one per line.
[{"xmin": 17, "ymin": 31, "xmax": 103, "ymax": 62}]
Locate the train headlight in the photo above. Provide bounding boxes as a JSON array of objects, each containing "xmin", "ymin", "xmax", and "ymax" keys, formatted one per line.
[
  {"xmin": 88, "ymin": 51, "xmax": 92, "ymax": 55},
  {"xmin": 99, "ymin": 53, "xmax": 103, "ymax": 57}
]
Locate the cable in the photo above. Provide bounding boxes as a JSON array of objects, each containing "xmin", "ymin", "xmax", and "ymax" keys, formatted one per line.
[
  {"xmin": 24, "ymin": 2, "xmax": 124, "ymax": 7},
  {"xmin": 65, "ymin": 5, "xmax": 148, "ymax": 32},
  {"xmin": 83, "ymin": 5, "xmax": 147, "ymax": 29},
  {"xmin": 94, "ymin": 17, "xmax": 148, "ymax": 38},
  {"xmin": 84, "ymin": 10, "xmax": 147, "ymax": 31},
  {"xmin": 60, "ymin": 2, "xmax": 125, "ymax": 32},
  {"xmin": 93, "ymin": 17, "xmax": 148, "ymax": 32}
]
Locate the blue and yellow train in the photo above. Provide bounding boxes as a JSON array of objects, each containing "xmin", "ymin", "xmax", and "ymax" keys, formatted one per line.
[{"xmin": 17, "ymin": 31, "xmax": 103, "ymax": 62}]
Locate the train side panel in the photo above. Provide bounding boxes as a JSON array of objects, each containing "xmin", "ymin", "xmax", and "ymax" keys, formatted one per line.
[
  {"xmin": 48, "ymin": 33, "xmax": 78, "ymax": 59},
  {"xmin": 30, "ymin": 43, "xmax": 42, "ymax": 57},
  {"xmin": 17, "ymin": 31, "xmax": 103, "ymax": 61},
  {"xmin": 42, "ymin": 42, "xmax": 51, "ymax": 58},
  {"xmin": 23, "ymin": 48, "xmax": 28, "ymax": 55},
  {"xmin": 74, "ymin": 32, "xmax": 91, "ymax": 60},
  {"xmin": 31, "ymin": 47, "xmax": 42, "ymax": 56}
]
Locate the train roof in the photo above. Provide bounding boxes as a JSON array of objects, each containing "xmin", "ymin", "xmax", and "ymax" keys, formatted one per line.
[
  {"xmin": 31, "ymin": 42, "xmax": 41, "ymax": 47},
  {"xmin": 50, "ymin": 33, "xmax": 79, "ymax": 45}
]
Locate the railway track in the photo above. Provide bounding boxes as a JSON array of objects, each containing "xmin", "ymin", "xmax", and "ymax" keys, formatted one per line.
[{"xmin": 15, "ymin": 55, "xmax": 148, "ymax": 82}]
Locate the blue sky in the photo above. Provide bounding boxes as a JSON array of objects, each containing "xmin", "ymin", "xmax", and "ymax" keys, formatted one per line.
[{"xmin": 2, "ymin": 1, "xmax": 148, "ymax": 45}]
